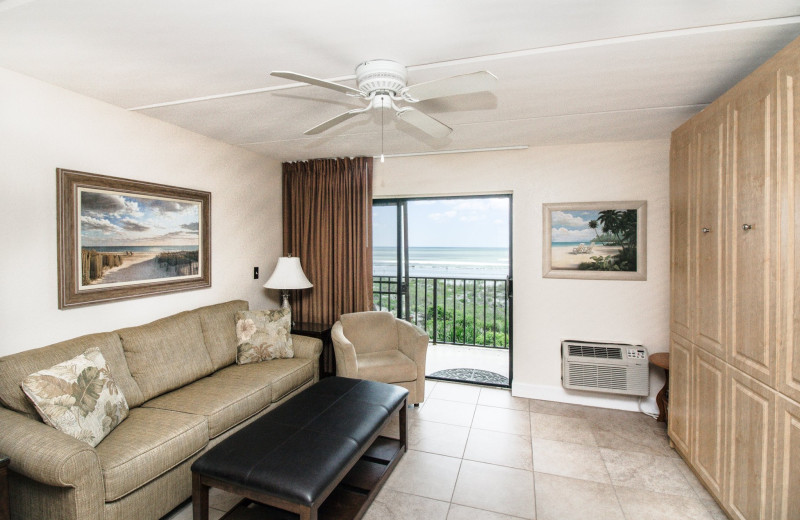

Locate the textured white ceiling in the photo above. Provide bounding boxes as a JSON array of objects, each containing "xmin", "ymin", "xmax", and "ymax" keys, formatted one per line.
[{"xmin": 1, "ymin": 1, "xmax": 799, "ymax": 161}]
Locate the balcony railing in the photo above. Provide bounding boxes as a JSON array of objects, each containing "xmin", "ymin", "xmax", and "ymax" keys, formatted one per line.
[{"xmin": 373, "ymin": 276, "xmax": 510, "ymax": 349}]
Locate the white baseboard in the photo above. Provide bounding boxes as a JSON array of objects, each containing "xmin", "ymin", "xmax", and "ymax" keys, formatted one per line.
[{"xmin": 511, "ymin": 382, "xmax": 659, "ymax": 415}]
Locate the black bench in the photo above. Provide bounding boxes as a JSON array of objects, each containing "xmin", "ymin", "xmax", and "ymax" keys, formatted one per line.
[{"xmin": 191, "ymin": 377, "xmax": 408, "ymax": 520}]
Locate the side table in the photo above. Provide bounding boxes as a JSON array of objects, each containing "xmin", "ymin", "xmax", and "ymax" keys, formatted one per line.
[
  {"xmin": 0, "ymin": 455, "xmax": 9, "ymax": 520},
  {"xmin": 292, "ymin": 321, "xmax": 334, "ymax": 379},
  {"xmin": 649, "ymin": 352, "xmax": 670, "ymax": 423}
]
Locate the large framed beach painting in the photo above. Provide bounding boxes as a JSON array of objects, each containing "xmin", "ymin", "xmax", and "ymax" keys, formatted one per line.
[
  {"xmin": 542, "ymin": 201, "xmax": 646, "ymax": 281},
  {"xmin": 57, "ymin": 169, "xmax": 211, "ymax": 308}
]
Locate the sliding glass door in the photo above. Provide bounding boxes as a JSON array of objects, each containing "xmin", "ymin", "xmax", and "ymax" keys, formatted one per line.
[{"xmin": 372, "ymin": 195, "xmax": 513, "ymax": 387}]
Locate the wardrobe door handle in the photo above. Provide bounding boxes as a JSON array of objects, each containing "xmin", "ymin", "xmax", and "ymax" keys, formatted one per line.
[
  {"xmin": 742, "ymin": 224, "xmax": 753, "ymax": 231},
  {"xmin": 701, "ymin": 227, "xmax": 711, "ymax": 233}
]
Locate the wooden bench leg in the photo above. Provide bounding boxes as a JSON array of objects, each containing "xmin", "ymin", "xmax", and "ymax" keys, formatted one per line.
[
  {"xmin": 192, "ymin": 472, "xmax": 209, "ymax": 520},
  {"xmin": 399, "ymin": 398, "xmax": 408, "ymax": 452}
]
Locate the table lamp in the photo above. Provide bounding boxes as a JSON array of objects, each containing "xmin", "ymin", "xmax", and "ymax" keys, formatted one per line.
[{"xmin": 264, "ymin": 256, "xmax": 313, "ymax": 312}]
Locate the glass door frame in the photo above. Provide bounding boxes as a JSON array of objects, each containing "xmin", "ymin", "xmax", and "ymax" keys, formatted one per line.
[{"xmin": 373, "ymin": 194, "xmax": 513, "ymax": 387}]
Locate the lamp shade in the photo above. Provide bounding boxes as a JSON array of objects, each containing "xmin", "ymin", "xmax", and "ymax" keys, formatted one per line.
[{"xmin": 263, "ymin": 257, "xmax": 312, "ymax": 290}]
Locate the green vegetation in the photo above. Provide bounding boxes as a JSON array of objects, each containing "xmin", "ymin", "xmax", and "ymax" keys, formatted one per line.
[
  {"xmin": 579, "ymin": 209, "xmax": 638, "ymax": 271},
  {"xmin": 373, "ymin": 277, "xmax": 509, "ymax": 348}
]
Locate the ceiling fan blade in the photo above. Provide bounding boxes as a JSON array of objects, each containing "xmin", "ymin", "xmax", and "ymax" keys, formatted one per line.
[
  {"xmin": 395, "ymin": 108, "xmax": 452, "ymax": 138},
  {"xmin": 402, "ymin": 71, "xmax": 498, "ymax": 101},
  {"xmin": 304, "ymin": 108, "xmax": 367, "ymax": 135},
  {"xmin": 271, "ymin": 71, "xmax": 363, "ymax": 97}
]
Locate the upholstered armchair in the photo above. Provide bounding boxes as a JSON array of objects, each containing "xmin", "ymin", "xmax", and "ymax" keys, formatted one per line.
[{"xmin": 331, "ymin": 311, "xmax": 428, "ymax": 405}]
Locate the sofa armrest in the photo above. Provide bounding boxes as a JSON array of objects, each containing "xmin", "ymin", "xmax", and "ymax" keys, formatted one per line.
[
  {"xmin": 0, "ymin": 407, "xmax": 102, "ymax": 489},
  {"xmin": 291, "ymin": 334, "xmax": 323, "ymax": 360},
  {"xmin": 331, "ymin": 322, "xmax": 358, "ymax": 377}
]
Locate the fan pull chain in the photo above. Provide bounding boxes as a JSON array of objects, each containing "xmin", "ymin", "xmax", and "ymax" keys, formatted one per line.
[{"xmin": 380, "ymin": 105, "xmax": 385, "ymax": 163}]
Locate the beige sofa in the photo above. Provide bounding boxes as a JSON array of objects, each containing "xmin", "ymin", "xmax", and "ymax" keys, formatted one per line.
[
  {"xmin": 331, "ymin": 311, "xmax": 428, "ymax": 405},
  {"xmin": 0, "ymin": 300, "xmax": 322, "ymax": 520}
]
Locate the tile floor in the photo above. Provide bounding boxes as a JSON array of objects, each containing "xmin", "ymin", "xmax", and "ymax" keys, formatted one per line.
[{"xmin": 163, "ymin": 380, "xmax": 727, "ymax": 520}]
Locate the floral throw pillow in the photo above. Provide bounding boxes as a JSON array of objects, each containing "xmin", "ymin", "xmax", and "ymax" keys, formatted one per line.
[
  {"xmin": 21, "ymin": 347, "xmax": 129, "ymax": 447},
  {"xmin": 235, "ymin": 308, "xmax": 294, "ymax": 365}
]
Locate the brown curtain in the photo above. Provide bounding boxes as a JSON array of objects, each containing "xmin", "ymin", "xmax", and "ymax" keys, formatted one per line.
[{"xmin": 282, "ymin": 157, "xmax": 373, "ymax": 325}]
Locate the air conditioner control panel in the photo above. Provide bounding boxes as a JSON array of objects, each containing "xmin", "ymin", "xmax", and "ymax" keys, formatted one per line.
[{"xmin": 626, "ymin": 347, "xmax": 647, "ymax": 359}]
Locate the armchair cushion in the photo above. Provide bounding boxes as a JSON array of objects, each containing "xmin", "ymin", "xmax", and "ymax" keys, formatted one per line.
[
  {"xmin": 338, "ymin": 311, "xmax": 397, "ymax": 354},
  {"xmin": 357, "ymin": 350, "xmax": 417, "ymax": 383}
]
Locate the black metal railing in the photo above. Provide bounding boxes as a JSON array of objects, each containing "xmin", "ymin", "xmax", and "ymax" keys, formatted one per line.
[{"xmin": 373, "ymin": 276, "xmax": 509, "ymax": 348}]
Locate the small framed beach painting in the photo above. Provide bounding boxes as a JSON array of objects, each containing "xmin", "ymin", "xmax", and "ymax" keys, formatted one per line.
[
  {"xmin": 542, "ymin": 201, "xmax": 646, "ymax": 281},
  {"xmin": 57, "ymin": 169, "xmax": 211, "ymax": 308}
]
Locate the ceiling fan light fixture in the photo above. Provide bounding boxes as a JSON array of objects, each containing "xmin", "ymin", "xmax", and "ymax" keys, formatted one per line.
[{"xmin": 271, "ymin": 59, "xmax": 497, "ymax": 139}]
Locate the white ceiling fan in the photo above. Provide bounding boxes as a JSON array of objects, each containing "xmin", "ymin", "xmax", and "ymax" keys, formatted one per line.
[{"xmin": 271, "ymin": 60, "xmax": 498, "ymax": 138}]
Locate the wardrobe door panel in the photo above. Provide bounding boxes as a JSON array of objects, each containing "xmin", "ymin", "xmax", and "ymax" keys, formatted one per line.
[
  {"xmin": 727, "ymin": 370, "xmax": 775, "ymax": 520},
  {"xmin": 692, "ymin": 348, "xmax": 726, "ymax": 498},
  {"xmin": 777, "ymin": 66, "xmax": 800, "ymax": 402},
  {"xmin": 773, "ymin": 396, "xmax": 800, "ymax": 520},
  {"xmin": 670, "ymin": 132, "xmax": 693, "ymax": 340},
  {"xmin": 694, "ymin": 112, "xmax": 727, "ymax": 359},
  {"xmin": 729, "ymin": 75, "xmax": 779, "ymax": 386},
  {"xmin": 668, "ymin": 333, "xmax": 692, "ymax": 456}
]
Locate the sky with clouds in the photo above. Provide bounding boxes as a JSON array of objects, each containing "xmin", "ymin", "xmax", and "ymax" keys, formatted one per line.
[
  {"xmin": 79, "ymin": 189, "xmax": 200, "ymax": 247},
  {"xmin": 550, "ymin": 210, "xmax": 601, "ymax": 243},
  {"xmin": 373, "ymin": 197, "xmax": 510, "ymax": 248}
]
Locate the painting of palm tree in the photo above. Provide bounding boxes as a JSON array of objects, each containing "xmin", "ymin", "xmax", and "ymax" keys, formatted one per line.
[{"xmin": 542, "ymin": 201, "xmax": 646, "ymax": 280}]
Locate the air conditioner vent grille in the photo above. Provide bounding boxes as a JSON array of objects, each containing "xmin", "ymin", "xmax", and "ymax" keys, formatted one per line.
[{"xmin": 568, "ymin": 344, "xmax": 623, "ymax": 359}]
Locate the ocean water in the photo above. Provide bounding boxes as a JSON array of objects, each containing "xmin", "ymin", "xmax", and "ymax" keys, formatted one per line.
[
  {"xmin": 82, "ymin": 245, "xmax": 199, "ymax": 253},
  {"xmin": 374, "ymin": 247, "xmax": 509, "ymax": 278}
]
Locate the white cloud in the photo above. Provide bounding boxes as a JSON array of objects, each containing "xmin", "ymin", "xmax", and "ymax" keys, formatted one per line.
[
  {"xmin": 80, "ymin": 216, "xmax": 121, "ymax": 234},
  {"xmin": 551, "ymin": 211, "xmax": 588, "ymax": 228},
  {"xmin": 551, "ymin": 226, "xmax": 595, "ymax": 242}
]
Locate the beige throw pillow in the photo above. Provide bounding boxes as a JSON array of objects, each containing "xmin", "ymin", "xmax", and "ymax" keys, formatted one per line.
[
  {"xmin": 21, "ymin": 347, "xmax": 129, "ymax": 447},
  {"xmin": 235, "ymin": 308, "xmax": 294, "ymax": 365}
]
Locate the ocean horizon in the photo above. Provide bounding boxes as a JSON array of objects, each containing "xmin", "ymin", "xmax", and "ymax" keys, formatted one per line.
[{"xmin": 374, "ymin": 246, "xmax": 509, "ymax": 278}]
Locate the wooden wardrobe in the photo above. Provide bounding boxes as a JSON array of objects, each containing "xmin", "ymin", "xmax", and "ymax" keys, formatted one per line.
[{"xmin": 668, "ymin": 35, "xmax": 799, "ymax": 520}]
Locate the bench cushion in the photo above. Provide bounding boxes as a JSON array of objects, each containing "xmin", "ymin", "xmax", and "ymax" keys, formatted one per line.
[
  {"xmin": 142, "ymin": 371, "xmax": 272, "ymax": 439},
  {"xmin": 192, "ymin": 377, "xmax": 407, "ymax": 506},
  {"xmin": 97, "ymin": 407, "xmax": 207, "ymax": 501}
]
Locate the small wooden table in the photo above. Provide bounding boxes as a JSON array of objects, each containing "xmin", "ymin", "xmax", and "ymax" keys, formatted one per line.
[
  {"xmin": 293, "ymin": 322, "xmax": 334, "ymax": 378},
  {"xmin": 649, "ymin": 352, "xmax": 670, "ymax": 423},
  {"xmin": 0, "ymin": 455, "xmax": 10, "ymax": 520}
]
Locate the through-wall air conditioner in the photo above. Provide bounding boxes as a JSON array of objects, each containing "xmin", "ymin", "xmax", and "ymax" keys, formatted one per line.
[{"xmin": 561, "ymin": 340, "xmax": 649, "ymax": 396}]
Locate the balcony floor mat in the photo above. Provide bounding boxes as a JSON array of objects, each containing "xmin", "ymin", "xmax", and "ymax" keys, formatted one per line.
[{"xmin": 428, "ymin": 368, "xmax": 508, "ymax": 386}]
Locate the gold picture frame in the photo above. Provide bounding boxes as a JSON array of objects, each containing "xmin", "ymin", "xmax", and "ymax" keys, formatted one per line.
[
  {"xmin": 57, "ymin": 168, "xmax": 211, "ymax": 308},
  {"xmin": 542, "ymin": 201, "xmax": 646, "ymax": 280}
]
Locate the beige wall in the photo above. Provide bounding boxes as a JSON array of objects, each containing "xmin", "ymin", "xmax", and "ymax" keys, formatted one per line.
[
  {"xmin": 0, "ymin": 67, "xmax": 283, "ymax": 356},
  {"xmin": 373, "ymin": 141, "xmax": 670, "ymax": 410}
]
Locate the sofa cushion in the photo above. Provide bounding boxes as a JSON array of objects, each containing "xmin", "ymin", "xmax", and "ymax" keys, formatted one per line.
[
  {"xmin": 142, "ymin": 371, "xmax": 272, "ymax": 438},
  {"xmin": 21, "ymin": 347, "xmax": 129, "ymax": 447},
  {"xmin": 235, "ymin": 308, "xmax": 294, "ymax": 365},
  {"xmin": 357, "ymin": 350, "xmax": 417, "ymax": 383},
  {"xmin": 117, "ymin": 312, "xmax": 214, "ymax": 402},
  {"xmin": 96, "ymin": 407, "xmax": 207, "ymax": 502},
  {"xmin": 0, "ymin": 332, "xmax": 144, "ymax": 419},
  {"xmin": 195, "ymin": 300, "xmax": 248, "ymax": 370},
  {"xmin": 339, "ymin": 311, "xmax": 398, "ymax": 354},
  {"xmin": 214, "ymin": 357, "xmax": 313, "ymax": 403}
]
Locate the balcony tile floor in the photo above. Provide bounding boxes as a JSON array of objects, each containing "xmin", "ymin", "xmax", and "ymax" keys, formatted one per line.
[{"xmin": 163, "ymin": 381, "xmax": 727, "ymax": 520}]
